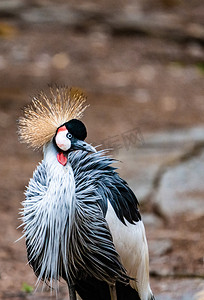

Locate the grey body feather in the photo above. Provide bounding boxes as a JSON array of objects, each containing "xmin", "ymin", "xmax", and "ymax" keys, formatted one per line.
[{"xmin": 21, "ymin": 144, "xmax": 139, "ymax": 288}]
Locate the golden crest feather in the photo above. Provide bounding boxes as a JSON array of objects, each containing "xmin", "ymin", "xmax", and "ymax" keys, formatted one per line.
[{"xmin": 18, "ymin": 86, "xmax": 88, "ymax": 149}]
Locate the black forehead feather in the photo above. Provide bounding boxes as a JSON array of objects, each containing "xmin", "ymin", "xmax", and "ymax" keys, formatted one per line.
[{"xmin": 64, "ymin": 119, "xmax": 87, "ymax": 141}]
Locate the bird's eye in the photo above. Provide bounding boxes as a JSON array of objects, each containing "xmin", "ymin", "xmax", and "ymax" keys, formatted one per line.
[{"xmin": 67, "ymin": 133, "xmax": 72, "ymax": 139}]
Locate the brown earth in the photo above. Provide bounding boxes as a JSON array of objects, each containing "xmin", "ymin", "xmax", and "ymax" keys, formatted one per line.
[{"xmin": 0, "ymin": 1, "xmax": 204, "ymax": 299}]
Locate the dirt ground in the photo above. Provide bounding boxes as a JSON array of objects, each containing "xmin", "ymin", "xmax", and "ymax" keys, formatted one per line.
[{"xmin": 0, "ymin": 1, "xmax": 204, "ymax": 299}]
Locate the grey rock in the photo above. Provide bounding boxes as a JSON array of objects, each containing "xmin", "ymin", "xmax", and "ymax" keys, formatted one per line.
[
  {"xmin": 117, "ymin": 127, "xmax": 204, "ymax": 217},
  {"xmin": 20, "ymin": 6, "xmax": 80, "ymax": 25},
  {"xmin": 117, "ymin": 127, "xmax": 204, "ymax": 202},
  {"xmin": 149, "ymin": 239, "xmax": 172, "ymax": 256},
  {"xmin": 154, "ymin": 150, "xmax": 204, "ymax": 216},
  {"xmin": 142, "ymin": 213, "xmax": 163, "ymax": 229},
  {"xmin": 144, "ymin": 126, "xmax": 204, "ymax": 146},
  {"xmin": 117, "ymin": 143, "xmax": 185, "ymax": 202},
  {"xmin": 0, "ymin": 0, "xmax": 25, "ymax": 11},
  {"xmin": 154, "ymin": 278, "xmax": 203, "ymax": 300}
]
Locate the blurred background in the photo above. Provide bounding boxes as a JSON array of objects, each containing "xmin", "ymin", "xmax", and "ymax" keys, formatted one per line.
[{"xmin": 0, "ymin": 0, "xmax": 203, "ymax": 299}]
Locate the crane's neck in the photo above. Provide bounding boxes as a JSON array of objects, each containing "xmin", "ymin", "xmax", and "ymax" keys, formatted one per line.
[
  {"xmin": 22, "ymin": 142, "xmax": 76, "ymax": 287},
  {"xmin": 43, "ymin": 142, "xmax": 76, "ymax": 211},
  {"xmin": 43, "ymin": 142, "xmax": 70, "ymax": 175},
  {"xmin": 34, "ymin": 141, "xmax": 76, "ymax": 284}
]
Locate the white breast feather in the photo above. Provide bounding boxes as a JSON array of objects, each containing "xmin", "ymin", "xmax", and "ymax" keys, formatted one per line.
[
  {"xmin": 106, "ymin": 201, "xmax": 153, "ymax": 300},
  {"xmin": 22, "ymin": 142, "xmax": 76, "ymax": 289}
]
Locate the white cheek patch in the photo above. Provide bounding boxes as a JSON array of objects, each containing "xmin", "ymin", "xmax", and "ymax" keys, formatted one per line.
[{"xmin": 55, "ymin": 130, "xmax": 71, "ymax": 151}]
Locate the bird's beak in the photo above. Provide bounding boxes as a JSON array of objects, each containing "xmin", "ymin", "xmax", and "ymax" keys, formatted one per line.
[{"xmin": 71, "ymin": 138, "xmax": 97, "ymax": 153}]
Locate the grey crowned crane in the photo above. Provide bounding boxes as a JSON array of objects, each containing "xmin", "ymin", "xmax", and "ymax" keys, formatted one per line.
[{"xmin": 18, "ymin": 87, "xmax": 155, "ymax": 300}]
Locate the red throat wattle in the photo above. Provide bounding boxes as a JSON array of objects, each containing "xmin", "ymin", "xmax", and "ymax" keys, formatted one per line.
[{"xmin": 57, "ymin": 152, "xmax": 68, "ymax": 166}]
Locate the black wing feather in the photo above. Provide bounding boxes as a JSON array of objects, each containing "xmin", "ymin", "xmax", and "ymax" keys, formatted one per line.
[{"xmin": 69, "ymin": 150, "xmax": 141, "ymax": 225}]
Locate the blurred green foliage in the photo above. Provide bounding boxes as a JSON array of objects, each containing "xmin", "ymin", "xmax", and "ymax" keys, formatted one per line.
[
  {"xmin": 21, "ymin": 282, "xmax": 34, "ymax": 293},
  {"xmin": 196, "ymin": 63, "xmax": 204, "ymax": 75}
]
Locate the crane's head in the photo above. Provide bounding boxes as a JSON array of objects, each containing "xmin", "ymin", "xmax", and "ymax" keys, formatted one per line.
[
  {"xmin": 54, "ymin": 119, "xmax": 96, "ymax": 166},
  {"xmin": 18, "ymin": 86, "xmax": 95, "ymax": 152},
  {"xmin": 55, "ymin": 119, "xmax": 96, "ymax": 152},
  {"xmin": 18, "ymin": 86, "xmax": 97, "ymax": 165}
]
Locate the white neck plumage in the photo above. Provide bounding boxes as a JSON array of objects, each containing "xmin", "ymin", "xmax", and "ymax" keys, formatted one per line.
[{"xmin": 25, "ymin": 142, "xmax": 76, "ymax": 288}]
